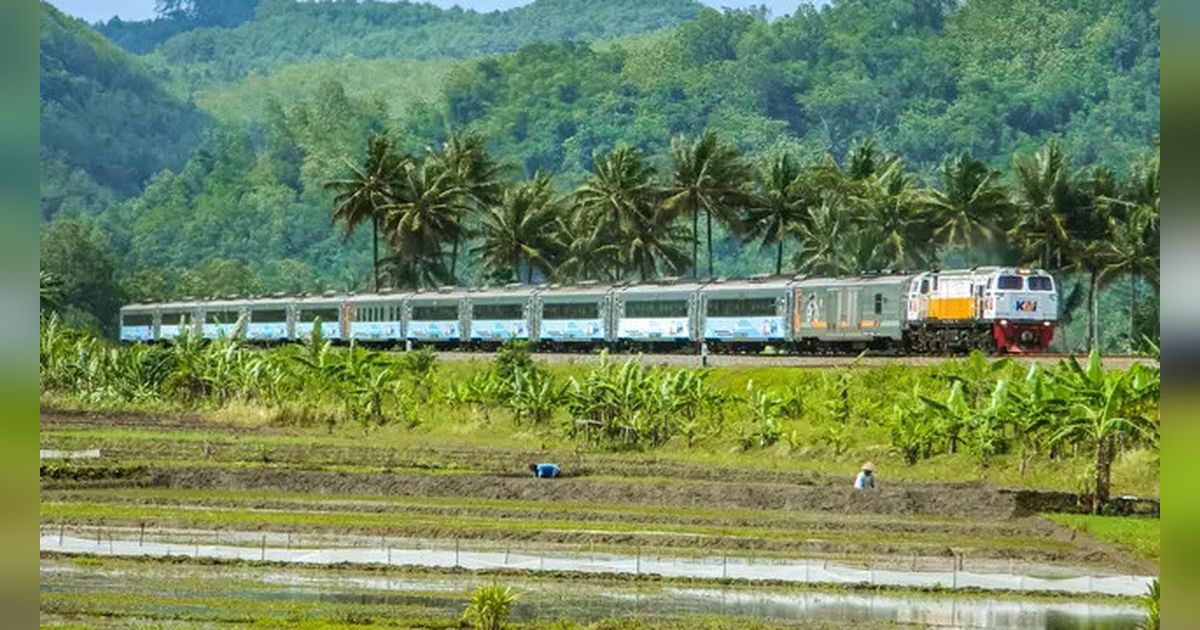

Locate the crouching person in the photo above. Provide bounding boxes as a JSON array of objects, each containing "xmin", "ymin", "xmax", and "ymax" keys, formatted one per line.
[
  {"xmin": 530, "ymin": 462, "xmax": 561, "ymax": 478},
  {"xmin": 854, "ymin": 462, "xmax": 876, "ymax": 491}
]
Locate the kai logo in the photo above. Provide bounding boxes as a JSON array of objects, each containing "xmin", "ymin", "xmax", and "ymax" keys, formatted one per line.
[{"xmin": 1015, "ymin": 300, "xmax": 1038, "ymax": 313}]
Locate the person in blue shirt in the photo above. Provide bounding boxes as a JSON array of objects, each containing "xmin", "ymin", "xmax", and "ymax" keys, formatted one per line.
[
  {"xmin": 854, "ymin": 462, "xmax": 876, "ymax": 490},
  {"xmin": 530, "ymin": 462, "xmax": 560, "ymax": 478}
]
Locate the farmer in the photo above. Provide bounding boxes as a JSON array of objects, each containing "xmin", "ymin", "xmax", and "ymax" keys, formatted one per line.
[
  {"xmin": 530, "ymin": 462, "xmax": 561, "ymax": 478},
  {"xmin": 854, "ymin": 461, "xmax": 876, "ymax": 491}
]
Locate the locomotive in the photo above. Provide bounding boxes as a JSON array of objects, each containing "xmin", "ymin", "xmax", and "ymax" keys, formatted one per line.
[{"xmin": 119, "ymin": 266, "xmax": 1057, "ymax": 354}]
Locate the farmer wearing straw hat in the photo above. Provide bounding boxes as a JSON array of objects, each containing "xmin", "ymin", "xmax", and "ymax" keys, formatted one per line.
[{"xmin": 854, "ymin": 462, "xmax": 876, "ymax": 490}]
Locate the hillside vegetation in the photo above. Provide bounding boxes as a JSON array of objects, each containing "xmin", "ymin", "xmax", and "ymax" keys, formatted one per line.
[
  {"xmin": 39, "ymin": 0, "xmax": 1158, "ymax": 349},
  {"xmin": 39, "ymin": 3, "xmax": 211, "ymax": 218}
]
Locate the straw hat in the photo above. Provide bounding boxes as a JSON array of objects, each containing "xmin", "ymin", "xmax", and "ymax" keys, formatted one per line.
[{"xmin": 860, "ymin": 461, "xmax": 876, "ymax": 472}]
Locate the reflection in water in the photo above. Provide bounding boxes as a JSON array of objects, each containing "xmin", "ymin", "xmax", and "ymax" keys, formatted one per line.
[{"xmin": 44, "ymin": 562, "xmax": 1146, "ymax": 630}]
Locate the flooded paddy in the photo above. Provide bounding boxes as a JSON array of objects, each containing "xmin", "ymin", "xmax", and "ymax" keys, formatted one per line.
[{"xmin": 41, "ymin": 558, "xmax": 1145, "ymax": 629}]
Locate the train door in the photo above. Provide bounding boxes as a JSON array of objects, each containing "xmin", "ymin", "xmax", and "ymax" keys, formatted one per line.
[{"xmin": 846, "ymin": 288, "xmax": 861, "ymax": 329}]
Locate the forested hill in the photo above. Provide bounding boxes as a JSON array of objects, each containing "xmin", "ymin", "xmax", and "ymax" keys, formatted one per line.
[
  {"xmin": 40, "ymin": 3, "xmax": 210, "ymax": 218},
  {"xmin": 99, "ymin": 0, "xmax": 706, "ymax": 87}
]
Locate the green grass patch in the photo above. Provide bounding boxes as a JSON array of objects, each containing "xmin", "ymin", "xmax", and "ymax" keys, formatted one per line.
[{"xmin": 1044, "ymin": 514, "xmax": 1160, "ymax": 561}]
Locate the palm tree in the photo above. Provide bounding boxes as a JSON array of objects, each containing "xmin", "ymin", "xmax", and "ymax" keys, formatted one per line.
[
  {"xmin": 792, "ymin": 202, "xmax": 850, "ymax": 276},
  {"xmin": 743, "ymin": 152, "xmax": 808, "ymax": 275},
  {"xmin": 553, "ymin": 208, "xmax": 620, "ymax": 283},
  {"xmin": 925, "ymin": 153, "xmax": 1010, "ymax": 262},
  {"xmin": 662, "ymin": 132, "xmax": 756, "ymax": 278},
  {"xmin": 431, "ymin": 130, "xmax": 504, "ymax": 282},
  {"xmin": 621, "ymin": 197, "xmax": 690, "ymax": 282},
  {"xmin": 381, "ymin": 158, "xmax": 464, "ymax": 288},
  {"xmin": 852, "ymin": 158, "xmax": 933, "ymax": 271},
  {"xmin": 324, "ymin": 134, "xmax": 407, "ymax": 291},
  {"xmin": 574, "ymin": 146, "xmax": 659, "ymax": 279},
  {"xmin": 1073, "ymin": 167, "xmax": 1121, "ymax": 351},
  {"xmin": 473, "ymin": 173, "xmax": 562, "ymax": 284},
  {"xmin": 40, "ymin": 270, "xmax": 64, "ymax": 312},
  {"xmin": 1011, "ymin": 140, "xmax": 1077, "ymax": 271},
  {"xmin": 1102, "ymin": 155, "xmax": 1159, "ymax": 346}
]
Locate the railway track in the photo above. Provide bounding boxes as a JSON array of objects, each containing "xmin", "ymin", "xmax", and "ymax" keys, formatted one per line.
[{"xmin": 433, "ymin": 351, "xmax": 1152, "ymax": 370}]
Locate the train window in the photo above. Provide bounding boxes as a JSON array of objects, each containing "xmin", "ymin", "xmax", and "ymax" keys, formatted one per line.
[
  {"xmin": 207, "ymin": 310, "xmax": 240, "ymax": 324},
  {"xmin": 1028, "ymin": 276, "xmax": 1053, "ymax": 291},
  {"xmin": 161, "ymin": 312, "xmax": 187, "ymax": 326},
  {"xmin": 412, "ymin": 304, "xmax": 458, "ymax": 321},
  {"xmin": 625, "ymin": 300, "xmax": 688, "ymax": 318},
  {"xmin": 299, "ymin": 308, "xmax": 340, "ymax": 323},
  {"xmin": 706, "ymin": 298, "xmax": 776, "ymax": 317},
  {"xmin": 251, "ymin": 309, "xmax": 287, "ymax": 323},
  {"xmin": 544, "ymin": 302, "xmax": 599, "ymax": 320},
  {"xmin": 122, "ymin": 313, "xmax": 153, "ymax": 326},
  {"xmin": 919, "ymin": 279, "xmax": 929, "ymax": 294},
  {"xmin": 874, "ymin": 293, "xmax": 883, "ymax": 315},
  {"xmin": 997, "ymin": 275, "xmax": 1024, "ymax": 290},
  {"xmin": 473, "ymin": 303, "xmax": 524, "ymax": 320}
]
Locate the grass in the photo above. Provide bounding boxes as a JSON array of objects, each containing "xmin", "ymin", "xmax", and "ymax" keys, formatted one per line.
[
  {"xmin": 41, "ymin": 499, "xmax": 1068, "ymax": 554},
  {"xmin": 1044, "ymin": 514, "xmax": 1160, "ymax": 562}
]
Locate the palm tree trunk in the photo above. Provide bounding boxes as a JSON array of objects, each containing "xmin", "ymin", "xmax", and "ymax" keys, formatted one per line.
[
  {"xmin": 450, "ymin": 232, "xmax": 460, "ymax": 283},
  {"xmin": 692, "ymin": 204, "xmax": 699, "ymax": 278},
  {"xmin": 1129, "ymin": 274, "xmax": 1137, "ymax": 347},
  {"xmin": 775, "ymin": 238, "xmax": 783, "ymax": 276},
  {"xmin": 706, "ymin": 208, "xmax": 714, "ymax": 278},
  {"xmin": 526, "ymin": 260, "xmax": 534, "ymax": 284},
  {"xmin": 372, "ymin": 214, "xmax": 380, "ymax": 292}
]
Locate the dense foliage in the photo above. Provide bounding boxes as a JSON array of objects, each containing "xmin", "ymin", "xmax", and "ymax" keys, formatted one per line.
[
  {"xmin": 39, "ymin": 0, "xmax": 1159, "ymax": 351},
  {"xmin": 40, "ymin": 317, "xmax": 1159, "ymax": 512},
  {"xmin": 101, "ymin": 0, "xmax": 703, "ymax": 88},
  {"xmin": 40, "ymin": 3, "xmax": 211, "ymax": 217}
]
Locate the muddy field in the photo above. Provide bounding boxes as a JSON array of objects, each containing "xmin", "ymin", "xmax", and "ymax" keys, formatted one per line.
[{"xmin": 40, "ymin": 408, "xmax": 1157, "ymax": 580}]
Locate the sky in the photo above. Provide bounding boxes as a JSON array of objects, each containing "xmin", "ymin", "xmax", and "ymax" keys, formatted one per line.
[{"xmin": 51, "ymin": 0, "xmax": 820, "ymax": 24}]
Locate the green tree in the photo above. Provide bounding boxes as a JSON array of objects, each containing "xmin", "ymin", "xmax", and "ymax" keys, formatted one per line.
[
  {"xmin": 574, "ymin": 146, "xmax": 659, "ymax": 280},
  {"xmin": 432, "ymin": 130, "xmax": 505, "ymax": 282},
  {"xmin": 744, "ymin": 152, "xmax": 807, "ymax": 275},
  {"xmin": 852, "ymin": 157, "xmax": 932, "ymax": 270},
  {"xmin": 382, "ymin": 158, "xmax": 464, "ymax": 288},
  {"xmin": 473, "ymin": 173, "xmax": 561, "ymax": 284},
  {"xmin": 39, "ymin": 218, "xmax": 123, "ymax": 333},
  {"xmin": 662, "ymin": 132, "xmax": 756, "ymax": 278},
  {"xmin": 1011, "ymin": 140, "xmax": 1077, "ymax": 271},
  {"xmin": 324, "ymin": 133, "xmax": 407, "ymax": 292},
  {"xmin": 924, "ymin": 153, "xmax": 1011, "ymax": 262}
]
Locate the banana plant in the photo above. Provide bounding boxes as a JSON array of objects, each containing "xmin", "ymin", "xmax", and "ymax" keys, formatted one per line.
[{"xmin": 1048, "ymin": 350, "xmax": 1158, "ymax": 513}]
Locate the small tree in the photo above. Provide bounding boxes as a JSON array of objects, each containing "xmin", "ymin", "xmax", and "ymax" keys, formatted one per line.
[{"xmin": 463, "ymin": 582, "xmax": 518, "ymax": 630}]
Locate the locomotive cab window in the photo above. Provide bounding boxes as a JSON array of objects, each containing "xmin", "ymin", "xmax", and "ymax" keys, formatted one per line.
[
  {"xmin": 251, "ymin": 309, "xmax": 287, "ymax": 323},
  {"xmin": 299, "ymin": 308, "xmax": 340, "ymax": 323},
  {"xmin": 625, "ymin": 300, "xmax": 688, "ymax": 318},
  {"xmin": 473, "ymin": 303, "xmax": 524, "ymax": 320},
  {"xmin": 919, "ymin": 279, "xmax": 929, "ymax": 294},
  {"xmin": 122, "ymin": 313, "xmax": 153, "ymax": 326},
  {"xmin": 412, "ymin": 304, "xmax": 458, "ymax": 321},
  {"xmin": 706, "ymin": 298, "xmax": 776, "ymax": 317},
  {"xmin": 997, "ymin": 275, "xmax": 1024, "ymax": 290},
  {"xmin": 873, "ymin": 293, "xmax": 883, "ymax": 315},
  {"xmin": 543, "ymin": 302, "xmax": 599, "ymax": 320},
  {"xmin": 1028, "ymin": 276, "xmax": 1054, "ymax": 291}
]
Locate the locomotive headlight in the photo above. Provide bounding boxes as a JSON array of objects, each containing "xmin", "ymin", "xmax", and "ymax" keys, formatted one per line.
[
  {"xmin": 1043, "ymin": 321, "xmax": 1051, "ymax": 327},
  {"xmin": 999, "ymin": 319, "xmax": 1008, "ymax": 326}
]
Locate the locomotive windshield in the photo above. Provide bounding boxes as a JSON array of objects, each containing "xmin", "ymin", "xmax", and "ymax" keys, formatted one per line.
[
  {"xmin": 1027, "ymin": 276, "xmax": 1054, "ymax": 291},
  {"xmin": 996, "ymin": 275, "xmax": 1024, "ymax": 290}
]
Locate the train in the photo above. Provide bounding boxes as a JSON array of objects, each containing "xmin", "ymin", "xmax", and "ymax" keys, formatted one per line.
[{"xmin": 118, "ymin": 266, "xmax": 1058, "ymax": 354}]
